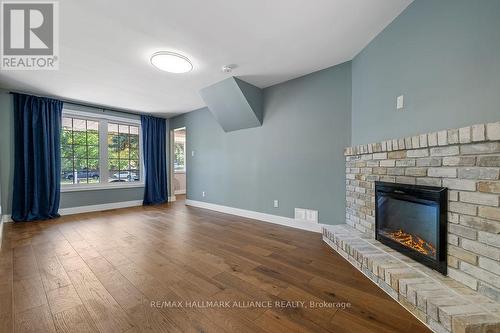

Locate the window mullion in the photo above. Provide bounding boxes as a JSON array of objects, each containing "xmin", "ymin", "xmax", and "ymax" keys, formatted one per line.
[{"xmin": 100, "ymin": 119, "xmax": 109, "ymax": 184}]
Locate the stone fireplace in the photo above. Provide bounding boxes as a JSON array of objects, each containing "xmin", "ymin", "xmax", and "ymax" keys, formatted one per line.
[{"xmin": 323, "ymin": 121, "xmax": 500, "ymax": 333}]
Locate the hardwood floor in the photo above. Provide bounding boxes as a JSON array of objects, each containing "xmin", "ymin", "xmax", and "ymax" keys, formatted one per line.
[{"xmin": 0, "ymin": 197, "xmax": 431, "ymax": 333}]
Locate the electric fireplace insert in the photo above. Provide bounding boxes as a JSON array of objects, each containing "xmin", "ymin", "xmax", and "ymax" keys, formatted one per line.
[{"xmin": 375, "ymin": 182, "xmax": 447, "ymax": 274}]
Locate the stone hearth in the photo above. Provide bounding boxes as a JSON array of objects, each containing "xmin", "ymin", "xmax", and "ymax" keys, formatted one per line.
[{"xmin": 323, "ymin": 224, "xmax": 500, "ymax": 333}]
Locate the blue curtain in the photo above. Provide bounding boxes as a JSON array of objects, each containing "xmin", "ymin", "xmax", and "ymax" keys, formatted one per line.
[
  {"xmin": 141, "ymin": 115, "xmax": 168, "ymax": 205},
  {"xmin": 12, "ymin": 93, "xmax": 63, "ymax": 222}
]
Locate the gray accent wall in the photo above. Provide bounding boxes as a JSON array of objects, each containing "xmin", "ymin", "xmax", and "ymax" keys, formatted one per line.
[
  {"xmin": 351, "ymin": 0, "xmax": 500, "ymax": 145},
  {"xmin": 171, "ymin": 62, "xmax": 352, "ymax": 225},
  {"xmin": 0, "ymin": 90, "xmax": 163, "ymax": 215}
]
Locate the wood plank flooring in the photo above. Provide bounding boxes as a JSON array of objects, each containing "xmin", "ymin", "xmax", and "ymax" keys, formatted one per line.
[{"xmin": 0, "ymin": 197, "xmax": 431, "ymax": 333}]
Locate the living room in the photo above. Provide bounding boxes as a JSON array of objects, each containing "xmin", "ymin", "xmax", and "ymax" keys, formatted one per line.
[{"xmin": 0, "ymin": 1, "xmax": 499, "ymax": 332}]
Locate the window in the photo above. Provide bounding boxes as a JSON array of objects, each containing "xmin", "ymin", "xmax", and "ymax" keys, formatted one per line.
[
  {"xmin": 108, "ymin": 123, "xmax": 140, "ymax": 182},
  {"xmin": 173, "ymin": 128, "xmax": 185, "ymax": 173},
  {"xmin": 60, "ymin": 110, "xmax": 143, "ymax": 190},
  {"xmin": 61, "ymin": 117, "xmax": 100, "ymax": 184}
]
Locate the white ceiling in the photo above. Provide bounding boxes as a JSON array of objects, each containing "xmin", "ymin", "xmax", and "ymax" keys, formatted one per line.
[{"xmin": 0, "ymin": 0, "xmax": 413, "ymax": 117}]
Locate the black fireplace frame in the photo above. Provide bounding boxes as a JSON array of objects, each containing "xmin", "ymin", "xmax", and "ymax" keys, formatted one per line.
[{"xmin": 375, "ymin": 182, "xmax": 448, "ymax": 275}]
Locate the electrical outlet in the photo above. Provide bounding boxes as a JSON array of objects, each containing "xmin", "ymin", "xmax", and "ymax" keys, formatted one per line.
[
  {"xmin": 192, "ymin": 150, "xmax": 195, "ymax": 157},
  {"xmin": 202, "ymin": 191, "xmax": 206, "ymax": 197},
  {"xmin": 273, "ymin": 200, "xmax": 279, "ymax": 208}
]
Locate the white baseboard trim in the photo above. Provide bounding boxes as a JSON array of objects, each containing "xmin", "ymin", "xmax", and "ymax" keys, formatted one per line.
[
  {"xmin": 185, "ymin": 199, "xmax": 322, "ymax": 233},
  {"xmin": 2, "ymin": 215, "xmax": 12, "ymax": 223},
  {"xmin": 0, "ymin": 219, "xmax": 3, "ymax": 248},
  {"xmin": 2, "ymin": 197, "xmax": 178, "ymax": 222},
  {"xmin": 174, "ymin": 190, "xmax": 186, "ymax": 195},
  {"xmin": 59, "ymin": 200, "xmax": 144, "ymax": 216}
]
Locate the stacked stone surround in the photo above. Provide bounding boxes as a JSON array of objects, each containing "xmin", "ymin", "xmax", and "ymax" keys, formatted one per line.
[
  {"xmin": 343, "ymin": 121, "xmax": 500, "ymax": 302},
  {"xmin": 323, "ymin": 225, "xmax": 500, "ymax": 333}
]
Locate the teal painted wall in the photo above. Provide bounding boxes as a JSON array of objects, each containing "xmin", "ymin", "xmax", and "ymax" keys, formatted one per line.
[
  {"xmin": 171, "ymin": 62, "xmax": 352, "ymax": 225},
  {"xmin": 0, "ymin": 90, "xmax": 167, "ymax": 215},
  {"xmin": 352, "ymin": 0, "xmax": 500, "ymax": 145}
]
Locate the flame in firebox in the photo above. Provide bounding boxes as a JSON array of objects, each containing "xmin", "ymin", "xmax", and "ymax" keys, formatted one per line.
[{"xmin": 387, "ymin": 229, "xmax": 436, "ymax": 257}]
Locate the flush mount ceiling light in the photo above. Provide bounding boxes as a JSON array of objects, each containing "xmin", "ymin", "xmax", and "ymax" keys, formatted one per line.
[{"xmin": 150, "ymin": 51, "xmax": 193, "ymax": 73}]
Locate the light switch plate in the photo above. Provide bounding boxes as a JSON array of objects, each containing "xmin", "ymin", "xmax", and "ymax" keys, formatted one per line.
[{"xmin": 396, "ymin": 95, "xmax": 404, "ymax": 110}]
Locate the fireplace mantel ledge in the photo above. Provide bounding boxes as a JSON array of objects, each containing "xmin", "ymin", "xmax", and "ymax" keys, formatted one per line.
[
  {"xmin": 323, "ymin": 224, "xmax": 500, "ymax": 333},
  {"xmin": 344, "ymin": 121, "xmax": 500, "ymax": 156}
]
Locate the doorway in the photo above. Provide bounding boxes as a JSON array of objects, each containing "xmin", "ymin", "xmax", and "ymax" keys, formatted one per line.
[{"xmin": 172, "ymin": 127, "xmax": 186, "ymax": 199}]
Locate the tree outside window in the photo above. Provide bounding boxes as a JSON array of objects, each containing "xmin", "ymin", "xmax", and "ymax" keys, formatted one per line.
[
  {"xmin": 61, "ymin": 117, "xmax": 100, "ymax": 184},
  {"xmin": 108, "ymin": 123, "xmax": 140, "ymax": 182}
]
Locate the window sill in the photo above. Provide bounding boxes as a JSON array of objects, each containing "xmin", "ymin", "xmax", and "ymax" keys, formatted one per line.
[
  {"xmin": 174, "ymin": 170, "xmax": 186, "ymax": 174},
  {"xmin": 60, "ymin": 182, "xmax": 145, "ymax": 193}
]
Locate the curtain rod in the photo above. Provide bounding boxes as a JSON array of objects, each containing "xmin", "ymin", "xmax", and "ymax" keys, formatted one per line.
[{"xmin": 8, "ymin": 90, "xmax": 153, "ymax": 118}]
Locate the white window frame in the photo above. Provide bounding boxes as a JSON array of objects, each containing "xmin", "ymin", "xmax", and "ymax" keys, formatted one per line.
[{"xmin": 60, "ymin": 108, "xmax": 145, "ymax": 192}]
